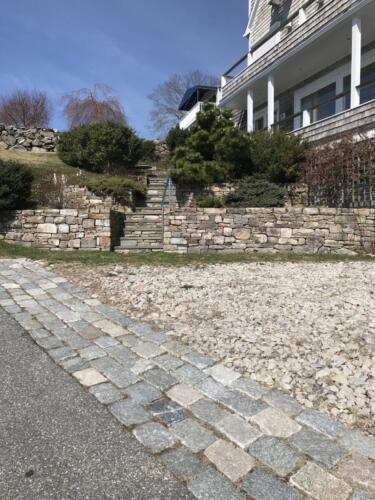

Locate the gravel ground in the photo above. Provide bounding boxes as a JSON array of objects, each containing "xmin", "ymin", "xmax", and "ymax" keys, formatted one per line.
[{"xmin": 53, "ymin": 260, "xmax": 375, "ymax": 431}]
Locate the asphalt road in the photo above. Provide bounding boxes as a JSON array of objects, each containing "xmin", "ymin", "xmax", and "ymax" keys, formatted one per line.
[{"xmin": 0, "ymin": 306, "xmax": 191, "ymax": 500}]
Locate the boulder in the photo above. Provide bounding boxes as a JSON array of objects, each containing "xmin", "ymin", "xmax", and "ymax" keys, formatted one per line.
[
  {"xmin": 233, "ymin": 228, "xmax": 251, "ymax": 241},
  {"xmin": 4, "ymin": 136, "xmax": 16, "ymax": 146}
]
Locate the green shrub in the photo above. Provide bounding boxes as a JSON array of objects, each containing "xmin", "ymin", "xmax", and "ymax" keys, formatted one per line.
[
  {"xmin": 249, "ymin": 130, "xmax": 307, "ymax": 183},
  {"xmin": 196, "ymin": 195, "xmax": 224, "ymax": 208},
  {"xmin": 171, "ymin": 147, "xmax": 227, "ymax": 187},
  {"xmin": 170, "ymin": 104, "xmax": 252, "ymax": 186},
  {"xmin": 165, "ymin": 126, "xmax": 190, "ymax": 152},
  {"xmin": 225, "ymin": 177, "xmax": 286, "ymax": 207},
  {"xmin": 139, "ymin": 139, "xmax": 156, "ymax": 162},
  {"xmin": 85, "ymin": 177, "xmax": 146, "ymax": 207},
  {"xmin": 169, "ymin": 105, "xmax": 307, "ymax": 188},
  {"xmin": 0, "ymin": 160, "xmax": 33, "ymax": 210},
  {"xmin": 58, "ymin": 122, "xmax": 143, "ymax": 173}
]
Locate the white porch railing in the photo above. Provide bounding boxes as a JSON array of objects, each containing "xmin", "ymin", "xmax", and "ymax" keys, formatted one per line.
[
  {"xmin": 221, "ymin": 0, "xmax": 364, "ymax": 103},
  {"xmin": 179, "ymin": 102, "xmax": 204, "ymax": 130},
  {"xmin": 292, "ymin": 99, "xmax": 375, "ymax": 143}
]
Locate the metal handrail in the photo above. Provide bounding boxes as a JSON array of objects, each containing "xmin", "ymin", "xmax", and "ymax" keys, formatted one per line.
[
  {"xmin": 161, "ymin": 177, "xmax": 173, "ymax": 242},
  {"xmin": 223, "ymin": 54, "xmax": 249, "ymax": 78}
]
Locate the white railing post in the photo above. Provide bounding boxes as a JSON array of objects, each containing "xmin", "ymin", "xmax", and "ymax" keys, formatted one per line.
[
  {"xmin": 247, "ymin": 89, "xmax": 254, "ymax": 132},
  {"xmin": 267, "ymin": 75, "xmax": 275, "ymax": 130},
  {"xmin": 351, "ymin": 17, "xmax": 362, "ymax": 109},
  {"xmin": 302, "ymin": 108, "xmax": 311, "ymax": 127},
  {"xmin": 221, "ymin": 75, "xmax": 228, "ymax": 87}
]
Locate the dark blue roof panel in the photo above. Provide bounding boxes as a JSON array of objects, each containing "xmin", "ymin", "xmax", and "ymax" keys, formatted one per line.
[{"xmin": 178, "ymin": 85, "xmax": 218, "ymax": 111}]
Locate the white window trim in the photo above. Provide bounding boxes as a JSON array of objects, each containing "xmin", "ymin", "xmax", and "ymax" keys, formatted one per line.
[{"xmin": 293, "ymin": 47, "xmax": 375, "ymax": 129}]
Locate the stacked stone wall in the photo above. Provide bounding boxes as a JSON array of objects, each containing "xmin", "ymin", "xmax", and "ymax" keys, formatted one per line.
[
  {"xmin": 0, "ymin": 186, "xmax": 115, "ymax": 251},
  {"xmin": 0, "ymin": 125, "xmax": 59, "ymax": 152},
  {"xmin": 62, "ymin": 185, "xmax": 113, "ymax": 210},
  {"xmin": 163, "ymin": 207, "xmax": 375, "ymax": 255},
  {"xmin": 153, "ymin": 141, "xmax": 170, "ymax": 164},
  {"xmin": 0, "ymin": 207, "xmax": 111, "ymax": 251}
]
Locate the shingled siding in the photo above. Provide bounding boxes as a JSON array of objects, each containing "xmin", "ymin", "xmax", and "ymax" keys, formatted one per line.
[
  {"xmin": 251, "ymin": 0, "xmax": 306, "ymax": 47},
  {"xmin": 293, "ymin": 100, "xmax": 375, "ymax": 143},
  {"xmin": 163, "ymin": 207, "xmax": 375, "ymax": 255},
  {"xmin": 223, "ymin": 0, "xmax": 361, "ymax": 102}
]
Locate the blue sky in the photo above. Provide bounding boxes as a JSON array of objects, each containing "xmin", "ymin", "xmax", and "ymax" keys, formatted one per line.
[{"xmin": 0, "ymin": 1, "xmax": 246, "ymax": 138}]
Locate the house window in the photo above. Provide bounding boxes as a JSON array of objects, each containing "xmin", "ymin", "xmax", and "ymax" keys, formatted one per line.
[
  {"xmin": 254, "ymin": 117, "xmax": 265, "ymax": 131},
  {"xmin": 360, "ymin": 63, "xmax": 375, "ymax": 103},
  {"xmin": 278, "ymin": 94, "xmax": 294, "ymax": 131},
  {"xmin": 301, "ymin": 83, "xmax": 336, "ymax": 123},
  {"xmin": 343, "ymin": 63, "xmax": 375, "ymax": 109},
  {"xmin": 343, "ymin": 75, "xmax": 351, "ymax": 110}
]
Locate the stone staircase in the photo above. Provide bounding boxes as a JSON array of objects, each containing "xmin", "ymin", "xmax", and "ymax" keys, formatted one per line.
[{"xmin": 116, "ymin": 173, "xmax": 174, "ymax": 253}]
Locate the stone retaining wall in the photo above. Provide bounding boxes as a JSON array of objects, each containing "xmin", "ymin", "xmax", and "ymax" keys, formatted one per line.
[
  {"xmin": 62, "ymin": 185, "xmax": 112, "ymax": 210},
  {"xmin": 0, "ymin": 206, "xmax": 112, "ymax": 251},
  {"xmin": 0, "ymin": 125, "xmax": 59, "ymax": 152},
  {"xmin": 163, "ymin": 207, "xmax": 375, "ymax": 255}
]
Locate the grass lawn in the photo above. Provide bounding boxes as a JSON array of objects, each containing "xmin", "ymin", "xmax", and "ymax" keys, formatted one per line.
[
  {"xmin": 0, "ymin": 150, "xmax": 119, "ymax": 208},
  {"xmin": 0, "ymin": 150, "xmax": 145, "ymax": 208},
  {"xmin": 0, "ymin": 241, "xmax": 374, "ymax": 267}
]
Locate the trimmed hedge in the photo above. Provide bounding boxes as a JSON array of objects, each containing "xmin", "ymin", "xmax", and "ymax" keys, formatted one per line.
[
  {"xmin": 196, "ymin": 195, "xmax": 224, "ymax": 208},
  {"xmin": 249, "ymin": 130, "xmax": 307, "ymax": 184},
  {"xmin": 0, "ymin": 160, "xmax": 33, "ymax": 210},
  {"xmin": 58, "ymin": 122, "xmax": 143, "ymax": 173},
  {"xmin": 225, "ymin": 178, "xmax": 286, "ymax": 207}
]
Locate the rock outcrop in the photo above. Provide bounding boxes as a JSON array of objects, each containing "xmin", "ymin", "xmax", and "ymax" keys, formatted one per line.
[{"xmin": 0, "ymin": 124, "xmax": 59, "ymax": 152}]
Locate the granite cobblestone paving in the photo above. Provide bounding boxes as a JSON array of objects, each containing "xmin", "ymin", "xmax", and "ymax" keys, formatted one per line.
[{"xmin": 1, "ymin": 258, "xmax": 374, "ymax": 500}]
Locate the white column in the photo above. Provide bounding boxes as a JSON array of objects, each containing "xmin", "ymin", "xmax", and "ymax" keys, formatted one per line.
[
  {"xmin": 247, "ymin": 89, "xmax": 254, "ymax": 132},
  {"xmin": 351, "ymin": 17, "xmax": 362, "ymax": 108},
  {"xmin": 267, "ymin": 75, "xmax": 275, "ymax": 130}
]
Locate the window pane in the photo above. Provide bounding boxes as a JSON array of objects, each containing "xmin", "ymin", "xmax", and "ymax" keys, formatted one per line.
[
  {"xmin": 301, "ymin": 83, "xmax": 336, "ymax": 124},
  {"xmin": 316, "ymin": 84, "xmax": 336, "ymax": 120},
  {"xmin": 343, "ymin": 75, "xmax": 350, "ymax": 110},
  {"xmin": 255, "ymin": 117, "xmax": 264, "ymax": 131},
  {"xmin": 361, "ymin": 63, "xmax": 375, "ymax": 104},
  {"xmin": 301, "ymin": 95, "xmax": 313, "ymax": 111}
]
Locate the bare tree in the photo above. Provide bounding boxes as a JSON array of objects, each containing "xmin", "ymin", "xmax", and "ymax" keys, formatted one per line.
[
  {"xmin": 0, "ymin": 89, "xmax": 52, "ymax": 128},
  {"xmin": 62, "ymin": 84, "xmax": 126, "ymax": 129},
  {"xmin": 149, "ymin": 70, "xmax": 219, "ymax": 135}
]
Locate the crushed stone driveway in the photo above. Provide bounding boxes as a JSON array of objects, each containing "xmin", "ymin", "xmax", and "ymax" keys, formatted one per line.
[
  {"xmin": 0, "ymin": 306, "xmax": 192, "ymax": 500},
  {"xmin": 1, "ymin": 258, "xmax": 375, "ymax": 500},
  {"xmin": 55, "ymin": 260, "xmax": 375, "ymax": 431}
]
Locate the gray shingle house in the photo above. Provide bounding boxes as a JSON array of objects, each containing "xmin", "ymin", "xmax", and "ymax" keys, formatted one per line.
[{"xmin": 181, "ymin": 0, "xmax": 375, "ymax": 143}]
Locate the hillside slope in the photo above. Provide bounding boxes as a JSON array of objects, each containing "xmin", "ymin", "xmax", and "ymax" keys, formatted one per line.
[{"xmin": 0, "ymin": 150, "xmax": 113, "ymax": 208}]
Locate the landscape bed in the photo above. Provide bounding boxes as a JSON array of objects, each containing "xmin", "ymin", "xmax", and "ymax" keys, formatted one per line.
[{"xmin": 47, "ymin": 257, "xmax": 375, "ymax": 432}]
